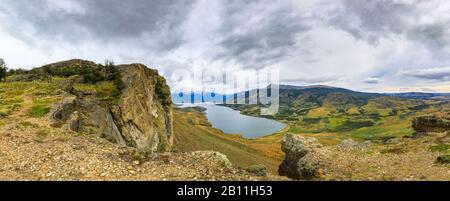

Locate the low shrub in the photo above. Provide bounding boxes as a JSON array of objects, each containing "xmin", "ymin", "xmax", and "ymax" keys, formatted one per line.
[
  {"xmin": 430, "ymin": 144, "xmax": 450, "ymax": 153},
  {"xmin": 436, "ymin": 155, "xmax": 450, "ymax": 164},
  {"xmin": 246, "ymin": 164, "xmax": 267, "ymax": 176}
]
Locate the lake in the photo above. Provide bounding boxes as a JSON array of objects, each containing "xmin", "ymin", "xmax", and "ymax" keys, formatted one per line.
[{"xmin": 178, "ymin": 104, "xmax": 286, "ymax": 138}]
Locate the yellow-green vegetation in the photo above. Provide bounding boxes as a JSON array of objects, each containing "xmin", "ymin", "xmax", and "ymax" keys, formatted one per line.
[
  {"xmin": 306, "ymin": 107, "xmax": 330, "ymax": 118},
  {"xmin": 346, "ymin": 115, "xmax": 414, "ymax": 141},
  {"xmin": 74, "ymin": 81, "xmax": 120, "ymax": 102},
  {"xmin": 430, "ymin": 144, "xmax": 450, "ymax": 154},
  {"xmin": 173, "ymin": 108, "xmax": 283, "ymax": 173},
  {"xmin": 0, "ymin": 82, "xmax": 26, "ymax": 117},
  {"xmin": 235, "ymin": 90, "xmax": 448, "ymax": 143},
  {"xmin": 28, "ymin": 97, "xmax": 60, "ymax": 118},
  {"xmin": 6, "ymin": 59, "xmax": 124, "ymax": 103},
  {"xmin": 346, "ymin": 106, "xmax": 360, "ymax": 115},
  {"xmin": 0, "ymin": 80, "xmax": 62, "ymax": 120}
]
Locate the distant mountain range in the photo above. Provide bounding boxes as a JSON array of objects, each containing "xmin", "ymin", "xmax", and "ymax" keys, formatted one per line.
[
  {"xmin": 384, "ymin": 92, "xmax": 450, "ymax": 100},
  {"xmin": 172, "ymin": 84, "xmax": 450, "ymax": 104}
]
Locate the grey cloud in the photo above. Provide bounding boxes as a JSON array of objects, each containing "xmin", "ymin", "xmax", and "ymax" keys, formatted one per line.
[
  {"xmin": 1, "ymin": 0, "xmax": 450, "ymax": 93},
  {"xmin": 330, "ymin": 0, "xmax": 412, "ymax": 44},
  {"xmin": 331, "ymin": 0, "xmax": 450, "ymax": 50},
  {"xmin": 408, "ymin": 22, "xmax": 450, "ymax": 50},
  {"xmin": 213, "ymin": 0, "xmax": 310, "ymax": 69},
  {"xmin": 1, "ymin": 0, "xmax": 194, "ymax": 52},
  {"xmin": 402, "ymin": 67, "xmax": 450, "ymax": 80}
]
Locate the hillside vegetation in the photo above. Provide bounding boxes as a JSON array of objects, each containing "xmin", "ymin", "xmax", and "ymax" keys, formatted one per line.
[
  {"xmin": 0, "ymin": 59, "xmax": 286, "ymax": 180},
  {"xmin": 226, "ymin": 85, "xmax": 450, "ymax": 144}
]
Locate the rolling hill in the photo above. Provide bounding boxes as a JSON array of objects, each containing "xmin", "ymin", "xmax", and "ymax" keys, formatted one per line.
[{"xmin": 222, "ymin": 84, "xmax": 450, "ymax": 142}]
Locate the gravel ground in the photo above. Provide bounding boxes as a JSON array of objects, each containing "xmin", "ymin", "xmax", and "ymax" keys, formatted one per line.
[
  {"xmin": 0, "ymin": 100, "xmax": 286, "ymax": 181},
  {"xmin": 319, "ymin": 134, "xmax": 450, "ymax": 181}
]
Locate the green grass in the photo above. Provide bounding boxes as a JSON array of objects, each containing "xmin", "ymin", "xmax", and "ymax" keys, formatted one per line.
[
  {"xmin": 27, "ymin": 98, "xmax": 59, "ymax": 118},
  {"xmin": 346, "ymin": 115, "xmax": 414, "ymax": 141},
  {"xmin": 430, "ymin": 144, "xmax": 450, "ymax": 154},
  {"xmin": 28, "ymin": 105, "xmax": 51, "ymax": 117},
  {"xmin": 1, "ymin": 81, "xmax": 62, "ymax": 118},
  {"xmin": 73, "ymin": 81, "xmax": 120, "ymax": 103},
  {"xmin": 0, "ymin": 82, "xmax": 28, "ymax": 117}
]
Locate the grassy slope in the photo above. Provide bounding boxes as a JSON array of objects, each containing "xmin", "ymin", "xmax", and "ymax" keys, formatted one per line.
[{"xmin": 172, "ymin": 108, "xmax": 283, "ymax": 173}]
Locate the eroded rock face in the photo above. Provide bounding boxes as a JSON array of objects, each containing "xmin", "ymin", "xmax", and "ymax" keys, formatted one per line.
[
  {"xmin": 113, "ymin": 64, "xmax": 173, "ymax": 152},
  {"xmin": 412, "ymin": 116, "xmax": 450, "ymax": 133},
  {"xmin": 51, "ymin": 63, "xmax": 173, "ymax": 153},
  {"xmin": 278, "ymin": 133, "xmax": 324, "ymax": 180}
]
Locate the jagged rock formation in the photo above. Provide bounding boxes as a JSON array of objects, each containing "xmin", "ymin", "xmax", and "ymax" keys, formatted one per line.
[
  {"xmin": 412, "ymin": 115, "xmax": 450, "ymax": 133},
  {"xmin": 51, "ymin": 63, "xmax": 173, "ymax": 153},
  {"xmin": 278, "ymin": 133, "xmax": 324, "ymax": 180}
]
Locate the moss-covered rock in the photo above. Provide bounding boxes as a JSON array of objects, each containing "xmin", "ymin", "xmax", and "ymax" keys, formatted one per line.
[
  {"xmin": 246, "ymin": 164, "xmax": 267, "ymax": 176},
  {"xmin": 279, "ymin": 133, "xmax": 324, "ymax": 180}
]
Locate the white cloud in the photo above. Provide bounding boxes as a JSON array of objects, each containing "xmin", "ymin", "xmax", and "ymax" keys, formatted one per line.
[
  {"xmin": 362, "ymin": 77, "xmax": 381, "ymax": 84},
  {"xmin": 0, "ymin": 0, "xmax": 450, "ymax": 92}
]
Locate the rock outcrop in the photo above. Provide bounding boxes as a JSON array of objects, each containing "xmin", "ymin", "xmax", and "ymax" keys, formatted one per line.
[
  {"xmin": 112, "ymin": 64, "xmax": 173, "ymax": 152},
  {"xmin": 51, "ymin": 63, "xmax": 173, "ymax": 153},
  {"xmin": 278, "ymin": 133, "xmax": 324, "ymax": 180},
  {"xmin": 412, "ymin": 115, "xmax": 450, "ymax": 133}
]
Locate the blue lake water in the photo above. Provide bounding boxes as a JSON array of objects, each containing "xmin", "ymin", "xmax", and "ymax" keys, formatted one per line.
[{"xmin": 178, "ymin": 104, "xmax": 286, "ymax": 138}]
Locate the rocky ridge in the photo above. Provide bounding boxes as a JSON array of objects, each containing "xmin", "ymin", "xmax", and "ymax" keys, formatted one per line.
[{"xmin": 51, "ymin": 63, "xmax": 173, "ymax": 153}]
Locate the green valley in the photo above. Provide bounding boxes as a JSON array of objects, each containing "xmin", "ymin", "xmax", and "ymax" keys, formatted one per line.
[{"xmin": 225, "ymin": 85, "xmax": 450, "ymax": 144}]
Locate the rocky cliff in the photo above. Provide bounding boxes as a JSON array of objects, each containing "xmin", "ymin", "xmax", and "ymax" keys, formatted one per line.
[{"xmin": 51, "ymin": 62, "xmax": 173, "ymax": 153}]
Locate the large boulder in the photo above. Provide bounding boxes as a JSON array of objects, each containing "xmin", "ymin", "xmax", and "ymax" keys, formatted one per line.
[
  {"xmin": 51, "ymin": 63, "xmax": 173, "ymax": 153},
  {"xmin": 279, "ymin": 133, "xmax": 324, "ymax": 180}
]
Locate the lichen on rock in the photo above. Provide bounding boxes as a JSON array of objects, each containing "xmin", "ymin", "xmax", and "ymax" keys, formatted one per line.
[{"xmin": 278, "ymin": 133, "xmax": 325, "ymax": 180}]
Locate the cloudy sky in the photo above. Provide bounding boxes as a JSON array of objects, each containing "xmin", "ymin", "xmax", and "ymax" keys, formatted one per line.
[{"xmin": 1, "ymin": 0, "xmax": 450, "ymax": 93}]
